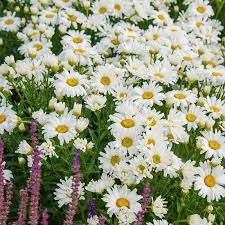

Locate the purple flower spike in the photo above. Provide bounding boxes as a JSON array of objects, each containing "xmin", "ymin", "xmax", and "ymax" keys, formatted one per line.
[
  {"xmin": 88, "ymin": 198, "xmax": 96, "ymax": 218},
  {"xmin": 0, "ymin": 137, "xmax": 5, "ymax": 224},
  {"xmin": 0, "ymin": 137, "xmax": 13, "ymax": 225},
  {"xmin": 28, "ymin": 147, "xmax": 42, "ymax": 225},
  {"xmin": 42, "ymin": 209, "xmax": 49, "ymax": 225},
  {"xmin": 16, "ymin": 188, "xmax": 28, "ymax": 225},
  {"xmin": 73, "ymin": 148, "xmax": 80, "ymax": 168},
  {"xmin": 135, "ymin": 185, "xmax": 151, "ymax": 225},
  {"xmin": 63, "ymin": 149, "xmax": 81, "ymax": 225},
  {"xmin": 98, "ymin": 216, "xmax": 106, "ymax": 225},
  {"xmin": 30, "ymin": 119, "xmax": 38, "ymax": 149}
]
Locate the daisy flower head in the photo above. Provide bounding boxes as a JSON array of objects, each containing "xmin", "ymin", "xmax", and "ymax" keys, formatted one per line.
[
  {"xmin": 85, "ymin": 94, "xmax": 107, "ymax": 111},
  {"xmin": 196, "ymin": 130, "xmax": 225, "ymax": 159},
  {"xmin": 113, "ymin": 129, "xmax": 140, "ymax": 155},
  {"xmin": 39, "ymin": 8, "xmax": 58, "ymax": 25},
  {"xmin": 86, "ymin": 174, "xmax": 115, "ymax": 194},
  {"xmin": 132, "ymin": 81, "xmax": 164, "ymax": 107},
  {"xmin": 0, "ymin": 13, "xmax": 21, "ymax": 32},
  {"xmin": 130, "ymin": 155, "xmax": 153, "ymax": 182},
  {"xmin": 54, "ymin": 69, "xmax": 88, "ymax": 97},
  {"xmin": 102, "ymin": 185, "xmax": 142, "ymax": 217},
  {"xmin": 182, "ymin": 104, "xmax": 207, "ymax": 131},
  {"xmin": 16, "ymin": 140, "xmax": 33, "ymax": 155},
  {"xmin": 166, "ymin": 89, "xmax": 197, "ymax": 108},
  {"xmin": 194, "ymin": 161, "xmax": 225, "ymax": 202},
  {"xmin": 166, "ymin": 108, "xmax": 188, "ymax": 143},
  {"xmin": 90, "ymin": 64, "xmax": 122, "ymax": 94},
  {"xmin": 0, "ymin": 104, "xmax": 18, "ymax": 135},
  {"xmin": 152, "ymin": 196, "xmax": 168, "ymax": 219},
  {"xmin": 99, "ymin": 143, "xmax": 127, "ymax": 174},
  {"xmin": 109, "ymin": 105, "xmax": 144, "ymax": 136},
  {"xmin": 140, "ymin": 128, "xmax": 169, "ymax": 154},
  {"xmin": 43, "ymin": 112, "xmax": 77, "ymax": 145},
  {"xmin": 204, "ymin": 96, "xmax": 225, "ymax": 119},
  {"xmin": 54, "ymin": 176, "xmax": 84, "ymax": 208},
  {"xmin": 149, "ymin": 60, "xmax": 178, "ymax": 85},
  {"xmin": 187, "ymin": 0, "xmax": 214, "ymax": 18}
]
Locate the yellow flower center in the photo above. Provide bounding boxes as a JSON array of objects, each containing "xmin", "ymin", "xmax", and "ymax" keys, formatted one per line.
[
  {"xmin": 61, "ymin": 0, "xmax": 69, "ymax": 2},
  {"xmin": 114, "ymin": 4, "xmax": 121, "ymax": 11},
  {"xmin": 74, "ymin": 48, "xmax": 86, "ymax": 54},
  {"xmin": 31, "ymin": 66, "xmax": 38, "ymax": 71},
  {"xmin": 66, "ymin": 78, "xmax": 79, "ymax": 86},
  {"xmin": 147, "ymin": 139, "xmax": 155, "ymax": 146},
  {"xmin": 204, "ymin": 175, "xmax": 216, "ymax": 187},
  {"xmin": 174, "ymin": 93, "xmax": 186, "ymax": 99},
  {"xmin": 121, "ymin": 119, "xmax": 135, "ymax": 128},
  {"xmin": 33, "ymin": 43, "xmax": 43, "ymax": 51},
  {"xmin": 122, "ymin": 137, "xmax": 133, "ymax": 148},
  {"xmin": 73, "ymin": 37, "xmax": 83, "ymax": 44},
  {"xmin": 68, "ymin": 15, "xmax": 77, "ymax": 22},
  {"xmin": 111, "ymin": 39, "xmax": 120, "ymax": 45},
  {"xmin": 138, "ymin": 164, "xmax": 145, "ymax": 173},
  {"xmin": 204, "ymin": 60, "xmax": 216, "ymax": 67},
  {"xmin": 183, "ymin": 56, "xmax": 192, "ymax": 61},
  {"xmin": 148, "ymin": 117, "xmax": 157, "ymax": 126},
  {"xmin": 116, "ymin": 198, "xmax": 130, "ymax": 208},
  {"xmin": 197, "ymin": 6, "xmax": 206, "ymax": 14},
  {"xmin": 0, "ymin": 114, "xmax": 6, "ymax": 124},
  {"xmin": 212, "ymin": 72, "xmax": 222, "ymax": 77},
  {"xmin": 110, "ymin": 155, "xmax": 120, "ymax": 166},
  {"xmin": 45, "ymin": 13, "xmax": 54, "ymax": 18},
  {"xmin": 196, "ymin": 21, "xmax": 203, "ymax": 27},
  {"xmin": 208, "ymin": 140, "xmax": 220, "ymax": 150},
  {"xmin": 186, "ymin": 113, "xmax": 196, "ymax": 122},
  {"xmin": 210, "ymin": 105, "xmax": 219, "ymax": 113},
  {"xmin": 154, "ymin": 73, "xmax": 164, "ymax": 79},
  {"xmin": 4, "ymin": 19, "xmax": 14, "ymax": 25},
  {"xmin": 98, "ymin": 6, "xmax": 107, "ymax": 14},
  {"xmin": 119, "ymin": 92, "xmax": 127, "ymax": 98},
  {"xmin": 167, "ymin": 132, "xmax": 174, "ymax": 141},
  {"xmin": 55, "ymin": 125, "xmax": 69, "ymax": 133},
  {"xmin": 157, "ymin": 14, "xmax": 165, "ymax": 20},
  {"xmin": 100, "ymin": 76, "xmax": 111, "ymax": 85},
  {"xmin": 153, "ymin": 34, "xmax": 158, "ymax": 40},
  {"xmin": 152, "ymin": 154, "xmax": 161, "ymax": 164},
  {"xmin": 142, "ymin": 91, "xmax": 153, "ymax": 99}
]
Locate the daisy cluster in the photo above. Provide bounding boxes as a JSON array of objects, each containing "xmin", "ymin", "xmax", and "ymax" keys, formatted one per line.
[{"xmin": 0, "ymin": 0, "xmax": 225, "ymax": 224}]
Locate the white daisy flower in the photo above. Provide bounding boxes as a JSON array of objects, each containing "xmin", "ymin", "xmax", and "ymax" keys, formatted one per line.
[
  {"xmin": 194, "ymin": 161, "xmax": 225, "ymax": 202},
  {"xmin": 0, "ymin": 105, "xmax": 18, "ymax": 135},
  {"xmin": 54, "ymin": 70, "xmax": 88, "ymax": 97},
  {"xmin": 152, "ymin": 196, "xmax": 168, "ymax": 219},
  {"xmin": 196, "ymin": 130, "xmax": 225, "ymax": 159},
  {"xmin": 54, "ymin": 176, "xmax": 85, "ymax": 208},
  {"xmin": 133, "ymin": 82, "xmax": 164, "ymax": 107},
  {"xmin": 102, "ymin": 185, "xmax": 142, "ymax": 217},
  {"xmin": 43, "ymin": 112, "xmax": 77, "ymax": 145}
]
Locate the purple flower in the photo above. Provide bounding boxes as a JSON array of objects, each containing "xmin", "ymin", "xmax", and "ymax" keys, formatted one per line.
[
  {"xmin": 0, "ymin": 137, "xmax": 13, "ymax": 225},
  {"xmin": 28, "ymin": 120, "xmax": 42, "ymax": 225},
  {"xmin": 28, "ymin": 146, "xmax": 42, "ymax": 225},
  {"xmin": 135, "ymin": 185, "xmax": 151, "ymax": 225},
  {"xmin": 30, "ymin": 119, "xmax": 38, "ymax": 148},
  {"xmin": 63, "ymin": 149, "xmax": 81, "ymax": 225},
  {"xmin": 42, "ymin": 209, "xmax": 49, "ymax": 225},
  {"xmin": 98, "ymin": 216, "xmax": 106, "ymax": 225},
  {"xmin": 0, "ymin": 137, "xmax": 5, "ymax": 224},
  {"xmin": 88, "ymin": 198, "xmax": 96, "ymax": 218},
  {"xmin": 16, "ymin": 188, "xmax": 28, "ymax": 225}
]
